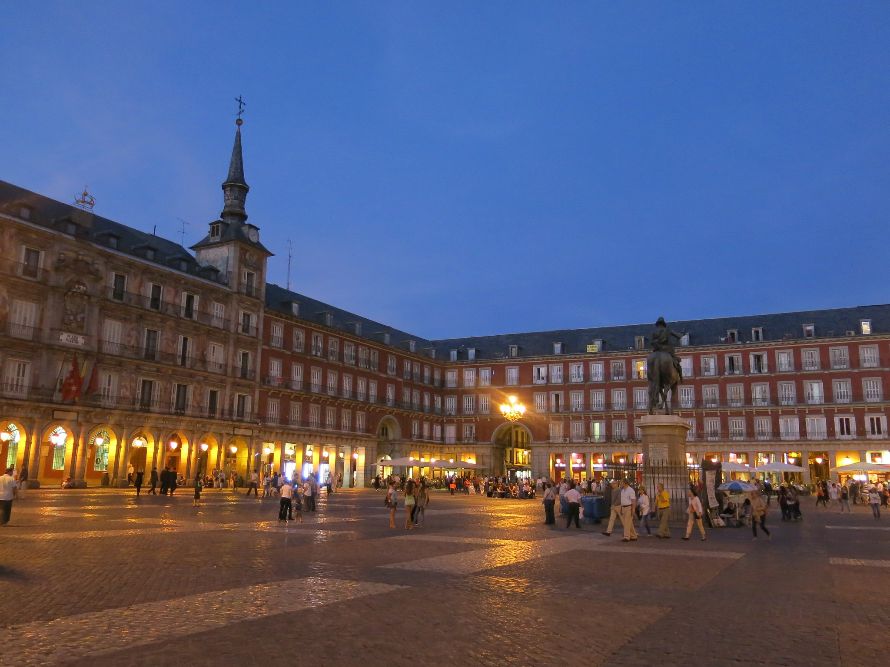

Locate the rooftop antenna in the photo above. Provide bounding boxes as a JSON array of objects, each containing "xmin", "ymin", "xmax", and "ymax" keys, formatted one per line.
[
  {"xmin": 176, "ymin": 217, "xmax": 191, "ymax": 246},
  {"xmin": 286, "ymin": 239, "xmax": 293, "ymax": 290},
  {"xmin": 74, "ymin": 186, "xmax": 95, "ymax": 211}
]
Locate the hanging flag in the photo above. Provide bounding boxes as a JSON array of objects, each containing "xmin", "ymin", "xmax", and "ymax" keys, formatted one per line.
[
  {"xmin": 83, "ymin": 359, "xmax": 100, "ymax": 398},
  {"xmin": 60, "ymin": 354, "xmax": 83, "ymax": 402}
]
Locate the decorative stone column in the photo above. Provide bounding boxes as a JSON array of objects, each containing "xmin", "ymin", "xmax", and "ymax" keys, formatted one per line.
[
  {"xmin": 636, "ymin": 414, "xmax": 691, "ymax": 521},
  {"xmin": 26, "ymin": 420, "xmax": 41, "ymax": 489}
]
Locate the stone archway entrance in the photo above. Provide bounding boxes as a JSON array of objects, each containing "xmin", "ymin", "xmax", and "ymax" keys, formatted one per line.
[{"xmin": 493, "ymin": 422, "xmax": 532, "ymax": 480}]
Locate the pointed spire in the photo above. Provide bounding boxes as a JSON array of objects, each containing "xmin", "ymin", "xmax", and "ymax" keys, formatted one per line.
[{"xmin": 221, "ymin": 117, "xmax": 249, "ymax": 224}]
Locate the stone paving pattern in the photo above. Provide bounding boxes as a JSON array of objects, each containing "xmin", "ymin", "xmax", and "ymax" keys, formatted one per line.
[{"xmin": 0, "ymin": 488, "xmax": 888, "ymax": 666}]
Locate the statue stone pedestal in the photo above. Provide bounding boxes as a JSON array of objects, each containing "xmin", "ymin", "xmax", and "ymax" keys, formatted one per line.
[{"xmin": 636, "ymin": 415, "xmax": 691, "ymax": 521}]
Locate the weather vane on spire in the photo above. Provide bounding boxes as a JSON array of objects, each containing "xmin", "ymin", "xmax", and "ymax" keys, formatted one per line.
[{"xmin": 235, "ymin": 95, "xmax": 246, "ymax": 126}]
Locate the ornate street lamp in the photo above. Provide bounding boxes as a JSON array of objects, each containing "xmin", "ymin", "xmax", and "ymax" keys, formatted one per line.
[{"xmin": 499, "ymin": 396, "xmax": 526, "ymax": 422}]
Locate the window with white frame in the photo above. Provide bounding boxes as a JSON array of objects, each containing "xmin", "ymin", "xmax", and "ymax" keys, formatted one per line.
[
  {"xmin": 325, "ymin": 406, "xmax": 336, "ymax": 429},
  {"xmin": 506, "ymin": 366, "xmax": 519, "ymax": 386},
  {"xmin": 679, "ymin": 385, "xmax": 695, "ymax": 408},
  {"xmin": 99, "ymin": 371, "xmax": 117, "ymax": 406},
  {"xmin": 385, "ymin": 384, "xmax": 395, "ymax": 406},
  {"xmin": 725, "ymin": 353, "xmax": 742, "ymax": 375},
  {"xmin": 308, "ymin": 405, "xmax": 320, "ymax": 428},
  {"xmin": 370, "ymin": 350, "xmax": 379, "ymax": 370},
  {"xmin": 835, "ymin": 415, "xmax": 854, "ymax": 438},
  {"xmin": 446, "ymin": 370, "xmax": 457, "ymax": 388},
  {"xmin": 326, "ymin": 371, "xmax": 338, "ymax": 395},
  {"xmin": 462, "ymin": 423, "xmax": 475, "ymax": 442},
  {"xmin": 705, "ymin": 417, "xmax": 720, "ymax": 440},
  {"xmin": 342, "ymin": 374, "xmax": 353, "ymax": 399},
  {"xmin": 208, "ymin": 343, "xmax": 224, "ymax": 372},
  {"xmin": 680, "ymin": 357, "xmax": 693, "ymax": 378},
  {"xmin": 9, "ymin": 299, "xmax": 37, "ymax": 339},
  {"xmin": 549, "ymin": 364, "xmax": 563, "ymax": 383},
  {"xmin": 534, "ymin": 392, "xmax": 547, "ymax": 413},
  {"xmin": 291, "ymin": 363, "xmax": 303, "ymax": 390},
  {"xmin": 752, "ymin": 383, "xmax": 770, "ymax": 406},
  {"xmin": 804, "ymin": 380, "xmax": 824, "ymax": 404},
  {"xmin": 479, "ymin": 368, "xmax": 491, "ymax": 386},
  {"xmin": 356, "ymin": 411, "xmax": 366, "ymax": 432},
  {"xmin": 755, "ymin": 416, "xmax": 772, "ymax": 439},
  {"xmin": 589, "ymin": 362, "xmax": 604, "ymax": 382},
  {"xmin": 327, "ymin": 338, "xmax": 339, "ymax": 362},
  {"xmin": 590, "ymin": 389, "xmax": 605, "ymax": 411},
  {"xmin": 778, "ymin": 382, "xmax": 796, "ymax": 405},
  {"xmin": 803, "ymin": 324, "xmax": 815, "ymax": 338},
  {"xmin": 463, "ymin": 368, "xmax": 476, "ymax": 387},
  {"xmin": 356, "ymin": 378, "xmax": 367, "ymax": 401},
  {"xmin": 805, "ymin": 416, "xmax": 827, "ymax": 440},
  {"xmin": 212, "ymin": 301, "xmax": 226, "ymax": 328},
  {"xmin": 867, "ymin": 415, "xmax": 885, "ymax": 437},
  {"xmin": 832, "ymin": 378, "xmax": 851, "ymax": 403},
  {"xmin": 310, "ymin": 367, "xmax": 322, "ymax": 392},
  {"xmin": 863, "ymin": 378, "xmax": 883, "ymax": 402},
  {"xmin": 423, "ymin": 365, "xmax": 431, "ymax": 384},
  {"xmin": 860, "ymin": 345, "xmax": 879, "ymax": 368},
  {"xmin": 549, "ymin": 392, "xmax": 564, "ymax": 413},
  {"xmin": 310, "ymin": 333, "xmax": 323, "ymax": 356},
  {"xmin": 549, "ymin": 422, "xmax": 564, "ymax": 442},
  {"xmin": 268, "ymin": 358, "xmax": 282, "ymax": 384},
  {"xmin": 269, "ymin": 322, "xmax": 284, "ymax": 348},
  {"xmin": 479, "ymin": 394, "xmax": 490, "ymax": 414},
  {"xmin": 553, "ymin": 342, "xmax": 563, "ymax": 354},
  {"xmin": 267, "ymin": 398, "xmax": 280, "ymax": 423},
  {"xmin": 570, "ymin": 390, "xmax": 584, "ymax": 412},
  {"xmin": 344, "ymin": 342, "xmax": 356, "ymax": 365},
  {"xmin": 686, "ymin": 418, "xmax": 697, "ymax": 440},
  {"xmin": 752, "ymin": 327, "xmax": 763, "ymax": 342},
  {"xmin": 702, "ymin": 385, "xmax": 719, "ymax": 407},
  {"xmin": 180, "ymin": 292, "xmax": 198, "ymax": 320},
  {"xmin": 633, "ymin": 360, "xmax": 647, "ymax": 380},
  {"xmin": 341, "ymin": 410, "xmax": 352, "ymax": 432},
  {"xmin": 610, "ymin": 360, "xmax": 625, "ymax": 381},
  {"xmin": 445, "ymin": 395, "xmax": 456, "ymax": 415},
  {"xmin": 802, "ymin": 348, "xmax": 820, "ymax": 371},
  {"xmin": 727, "ymin": 384, "xmax": 744, "ymax": 407},
  {"xmin": 368, "ymin": 380, "xmax": 377, "ymax": 403},
  {"xmin": 701, "ymin": 355, "xmax": 717, "ymax": 377},
  {"xmin": 569, "ymin": 363, "xmax": 584, "ymax": 383},
  {"xmin": 612, "ymin": 420, "xmax": 627, "ymax": 441},
  {"xmin": 433, "ymin": 394, "xmax": 441, "ymax": 412},
  {"xmin": 779, "ymin": 416, "xmax": 800, "ymax": 440},
  {"xmin": 590, "ymin": 420, "xmax": 605, "ymax": 442},
  {"xmin": 357, "ymin": 347, "xmax": 369, "ymax": 368},
  {"xmin": 432, "ymin": 423, "xmax": 441, "ymax": 441},
  {"xmin": 387, "ymin": 355, "xmax": 397, "ymax": 375},
  {"xmin": 101, "ymin": 318, "xmax": 123, "ymax": 355},
  {"xmin": 571, "ymin": 421, "xmax": 585, "ymax": 442},
  {"xmin": 829, "ymin": 346, "xmax": 849, "ymax": 369},
  {"xmin": 750, "ymin": 352, "xmax": 767, "ymax": 374},
  {"xmin": 402, "ymin": 359, "xmax": 411, "ymax": 380},
  {"xmin": 729, "ymin": 417, "xmax": 745, "ymax": 440},
  {"xmin": 444, "ymin": 424, "xmax": 456, "ymax": 444},
  {"xmin": 423, "ymin": 392, "xmax": 430, "ymax": 412},
  {"xmin": 776, "ymin": 350, "xmax": 794, "ymax": 372},
  {"xmin": 422, "ymin": 422, "xmax": 430, "ymax": 439},
  {"xmin": 463, "ymin": 395, "xmax": 475, "ymax": 415},
  {"xmin": 633, "ymin": 387, "xmax": 648, "ymax": 410},
  {"xmin": 533, "ymin": 365, "xmax": 547, "ymax": 384},
  {"xmin": 611, "ymin": 388, "xmax": 626, "ymax": 410},
  {"xmin": 861, "ymin": 319, "xmax": 872, "ymax": 335}
]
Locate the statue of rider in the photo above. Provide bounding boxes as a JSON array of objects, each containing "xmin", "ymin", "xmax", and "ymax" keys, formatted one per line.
[{"xmin": 651, "ymin": 317, "xmax": 683, "ymax": 381}]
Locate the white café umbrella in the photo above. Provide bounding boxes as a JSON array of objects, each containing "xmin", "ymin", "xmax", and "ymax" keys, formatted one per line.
[
  {"xmin": 376, "ymin": 457, "xmax": 414, "ymax": 467},
  {"xmin": 831, "ymin": 461, "xmax": 890, "ymax": 473},
  {"xmin": 753, "ymin": 462, "xmax": 804, "ymax": 473},
  {"xmin": 721, "ymin": 462, "xmax": 752, "ymax": 473}
]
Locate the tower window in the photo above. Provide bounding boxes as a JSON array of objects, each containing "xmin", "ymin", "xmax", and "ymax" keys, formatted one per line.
[{"xmin": 210, "ymin": 223, "xmax": 221, "ymax": 239}]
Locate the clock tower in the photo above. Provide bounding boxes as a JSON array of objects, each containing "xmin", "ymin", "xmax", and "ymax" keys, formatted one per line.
[{"xmin": 193, "ymin": 114, "xmax": 272, "ymax": 297}]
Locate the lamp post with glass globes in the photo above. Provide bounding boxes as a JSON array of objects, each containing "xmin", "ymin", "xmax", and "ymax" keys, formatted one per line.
[{"xmin": 499, "ymin": 395, "xmax": 527, "ymax": 423}]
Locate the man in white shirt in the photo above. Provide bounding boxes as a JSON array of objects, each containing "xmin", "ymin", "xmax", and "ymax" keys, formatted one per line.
[
  {"xmin": 0, "ymin": 467, "xmax": 17, "ymax": 526},
  {"xmin": 564, "ymin": 482, "xmax": 582, "ymax": 529},
  {"xmin": 619, "ymin": 479, "xmax": 638, "ymax": 542},
  {"xmin": 278, "ymin": 479, "xmax": 294, "ymax": 522}
]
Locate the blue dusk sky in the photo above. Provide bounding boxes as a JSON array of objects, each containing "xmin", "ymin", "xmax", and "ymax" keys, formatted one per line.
[{"xmin": 2, "ymin": 2, "xmax": 890, "ymax": 339}]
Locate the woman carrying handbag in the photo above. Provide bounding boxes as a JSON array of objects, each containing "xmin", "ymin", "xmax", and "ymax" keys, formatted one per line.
[{"xmin": 683, "ymin": 488, "xmax": 706, "ymax": 541}]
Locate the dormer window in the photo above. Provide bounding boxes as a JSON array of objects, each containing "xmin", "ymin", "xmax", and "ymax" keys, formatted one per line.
[
  {"xmin": 382, "ymin": 332, "xmax": 391, "ymax": 345},
  {"xmin": 634, "ymin": 336, "xmax": 645, "ymax": 351},
  {"xmin": 553, "ymin": 342, "xmax": 563, "ymax": 354},
  {"xmin": 408, "ymin": 340, "xmax": 417, "ymax": 353},
  {"xmin": 210, "ymin": 223, "xmax": 221, "ymax": 239},
  {"xmin": 353, "ymin": 322, "xmax": 362, "ymax": 335},
  {"xmin": 291, "ymin": 302, "xmax": 300, "ymax": 317},
  {"xmin": 752, "ymin": 327, "xmax": 763, "ymax": 342},
  {"xmin": 429, "ymin": 348, "xmax": 437, "ymax": 359},
  {"xmin": 726, "ymin": 330, "xmax": 738, "ymax": 343},
  {"xmin": 106, "ymin": 235, "xmax": 119, "ymax": 249},
  {"xmin": 65, "ymin": 221, "xmax": 77, "ymax": 235},
  {"xmin": 861, "ymin": 320, "xmax": 872, "ymax": 335},
  {"xmin": 508, "ymin": 344, "xmax": 519, "ymax": 358},
  {"xmin": 323, "ymin": 312, "xmax": 334, "ymax": 327},
  {"xmin": 803, "ymin": 324, "xmax": 815, "ymax": 338},
  {"xmin": 587, "ymin": 340, "xmax": 602, "ymax": 353},
  {"xmin": 178, "ymin": 260, "xmax": 188, "ymax": 272},
  {"xmin": 144, "ymin": 248, "xmax": 156, "ymax": 261},
  {"xmin": 449, "ymin": 349, "xmax": 458, "ymax": 362},
  {"xmin": 19, "ymin": 206, "xmax": 31, "ymax": 220},
  {"xmin": 680, "ymin": 333, "xmax": 690, "ymax": 346},
  {"xmin": 467, "ymin": 347, "xmax": 476, "ymax": 360}
]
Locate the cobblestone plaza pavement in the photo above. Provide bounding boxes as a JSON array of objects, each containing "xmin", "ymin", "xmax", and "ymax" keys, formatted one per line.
[{"xmin": 1, "ymin": 489, "xmax": 888, "ymax": 667}]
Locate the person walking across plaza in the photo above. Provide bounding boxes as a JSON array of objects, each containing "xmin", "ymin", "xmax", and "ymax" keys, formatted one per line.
[
  {"xmin": 17, "ymin": 464, "xmax": 27, "ymax": 499},
  {"xmin": 637, "ymin": 486, "xmax": 652, "ymax": 536},
  {"xmin": 386, "ymin": 480, "xmax": 398, "ymax": 529},
  {"xmin": 564, "ymin": 481, "xmax": 582, "ymax": 529},
  {"xmin": 134, "ymin": 469, "xmax": 144, "ymax": 496},
  {"xmin": 543, "ymin": 483, "xmax": 556, "ymax": 525},
  {"xmin": 414, "ymin": 480, "xmax": 429, "ymax": 527},
  {"xmin": 148, "ymin": 467, "xmax": 158, "ymax": 495},
  {"xmin": 602, "ymin": 480, "xmax": 622, "ymax": 536},
  {"xmin": 404, "ymin": 479, "xmax": 416, "ymax": 529},
  {"xmin": 655, "ymin": 483, "xmax": 671, "ymax": 538},
  {"xmin": 193, "ymin": 474, "xmax": 202, "ymax": 507},
  {"xmin": 619, "ymin": 478, "xmax": 638, "ymax": 542},
  {"xmin": 751, "ymin": 492, "xmax": 771, "ymax": 539},
  {"xmin": 683, "ymin": 488, "xmax": 707, "ymax": 541},
  {"xmin": 840, "ymin": 483, "xmax": 851, "ymax": 512},
  {"xmin": 245, "ymin": 469, "xmax": 259, "ymax": 497},
  {"xmin": 868, "ymin": 487, "xmax": 881, "ymax": 519},
  {"xmin": 278, "ymin": 478, "xmax": 294, "ymax": 522},
  {"xmin": 0, "ymin": 466, "xmax": 17, "ymax": 526}
]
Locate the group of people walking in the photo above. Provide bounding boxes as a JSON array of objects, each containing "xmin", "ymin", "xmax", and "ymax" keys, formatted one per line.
[{"xmin": 385, "ymin": 477, "xmax": 430, "ymax": 529}]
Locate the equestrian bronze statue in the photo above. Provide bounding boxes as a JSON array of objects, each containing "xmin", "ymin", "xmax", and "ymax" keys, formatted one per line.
[{"xmin": 647, "ymin": 317, "xmax": 684, "ymax": 414}]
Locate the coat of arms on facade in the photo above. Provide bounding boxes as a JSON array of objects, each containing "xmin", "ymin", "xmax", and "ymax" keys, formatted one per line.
[{"xmin": 63, "ymin": 281, "xmax": 89, "ymax": 333}]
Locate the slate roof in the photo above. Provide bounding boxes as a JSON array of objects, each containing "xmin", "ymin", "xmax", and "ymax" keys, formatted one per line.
[
  {"xmin": 190, "ymin": 219, "xmax": 272, "ymax": 256},
  {"xmin": 0, "ymin": 180, "xmax": 227, "ymax": 284},
  {"xmin": 429, "ymin": 305, "xmax": 890, "ymax": 360},
  {"xmin": 265, "ymin": 283, "xmax": 433, "ymax": 351}
]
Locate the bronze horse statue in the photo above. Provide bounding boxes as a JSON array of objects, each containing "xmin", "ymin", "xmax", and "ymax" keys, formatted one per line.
[{"xmin": 647, "ymin": 350, "xmax": 680, "ymax": 414}]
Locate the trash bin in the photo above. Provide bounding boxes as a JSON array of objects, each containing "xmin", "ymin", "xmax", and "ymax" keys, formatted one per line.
[{"xmin": 582, "ymin": 495, "xmax": 606, "ymax": 524}]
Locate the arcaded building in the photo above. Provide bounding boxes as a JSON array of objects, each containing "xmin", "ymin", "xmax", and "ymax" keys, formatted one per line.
[{"xmin": 1, "ymin": 123, "xmax": 888, "ymax": 486}]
